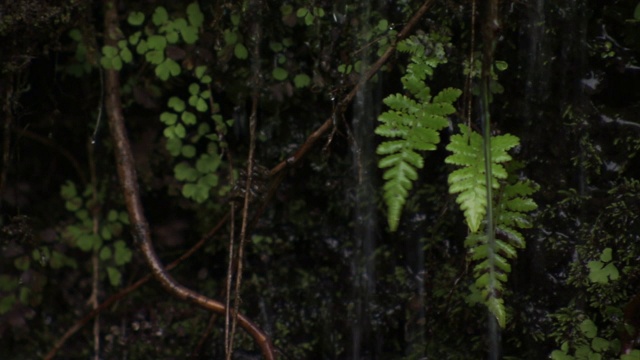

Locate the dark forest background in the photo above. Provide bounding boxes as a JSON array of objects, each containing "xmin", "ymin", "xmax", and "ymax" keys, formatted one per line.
[{"xmin": 1, "ymin": 0, "xmax": 640, "ymax": 359}]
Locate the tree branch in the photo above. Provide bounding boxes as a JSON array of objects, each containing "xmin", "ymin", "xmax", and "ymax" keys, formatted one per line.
[{"xmin": 101, "ymin": 1, "xmax": 275, "ymax": 358}]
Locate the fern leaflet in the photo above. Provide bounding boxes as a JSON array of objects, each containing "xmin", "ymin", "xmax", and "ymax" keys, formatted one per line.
[
  {"xmin": 444, "ymin": 124, "xmax": 519, "ymax": 233},
  {"xmin": 376, "ymin": 34, "xmax": 461, "ymax": 231},
  {"xmin": 447, "ymin": 126, "xmax": 537, "ymax": 327}
]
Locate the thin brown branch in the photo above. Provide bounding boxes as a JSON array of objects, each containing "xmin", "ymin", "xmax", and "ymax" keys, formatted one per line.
[
  {"xmin": 101, "ymin": 1, "xmax": 275, "ymax": 359},
  {"xmin": 44, "ymin": 213, "xmax": 231, "ymax": 360},
  {"xmin": 269, "ymin": 0, "xmax": 436, "ymax": 176},
  {"xmin": 228, "ymin": 1, "xmax": 263, "ymax": 357}
]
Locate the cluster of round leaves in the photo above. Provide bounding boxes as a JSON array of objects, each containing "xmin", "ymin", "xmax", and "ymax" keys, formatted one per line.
[
  {"xmin": 60, "ymin": 181, "xmax": 133, "ymax": 287},
  {"xmin": 158, "ymin": 64, "xmax": 229, "ymax": 203},
  {"xmin": 221, "ymin": 13, "xmax": 249, "ymax": 60},
  {"xmin": 105, "ymin": 2, "xmax": 205, "ymax": 80},
  {"xmin": 551, "ymin": 316, "xmax": 640, "ymax": 360}
]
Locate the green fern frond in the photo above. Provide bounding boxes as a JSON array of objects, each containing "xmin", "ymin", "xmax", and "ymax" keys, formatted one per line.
[
  {"xmin": 445, "ymin": 124, "xmax": 519, "ymax": 232},
  {"xmin": 376, "ymin": 34, "xmax": 461, "ymax": 232},
  {"xmin": 460, "ymin": 163, "xmax": 538, "ymax": 328}
]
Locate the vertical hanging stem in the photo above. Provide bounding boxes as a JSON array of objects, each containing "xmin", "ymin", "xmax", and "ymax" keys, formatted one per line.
[
  {"xmin": 227, "ymin": 0, "xmax": 264, "ymax": 358},
  {"xmin": 480, "ymin": 0, "xmax": 501, "ymax": 357}
]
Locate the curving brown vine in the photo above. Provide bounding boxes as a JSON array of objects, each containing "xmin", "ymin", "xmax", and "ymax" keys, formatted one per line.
[{"xmin": 100, "ymin": 0, "xmax": 277, "ymax": 358}]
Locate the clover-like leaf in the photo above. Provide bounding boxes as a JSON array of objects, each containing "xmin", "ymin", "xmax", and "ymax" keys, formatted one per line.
[
  {"xmin": 234, "ymin": 43, "xmax": 248, "ymax": 59},
  {"xmin": 187, "ymin": 2, "xmax": 204, "ymax": 27},
  {"xmin": 272, "ymin": 67, "xmax": 288, "ymax": 81},
  {"xmin": 152, "ymin": 6, "xmax": 169, "ymax": 26},
  {"xmin": 293, "ymin": 73, "xmax": 311, "ymax": 88},
  {"xmin": 128, "ymin": 11, "xmax": 145, "ymax": 26},
  {"xmin": 107, "ymin": 266, "xmax": 122, "ymax": 286}
]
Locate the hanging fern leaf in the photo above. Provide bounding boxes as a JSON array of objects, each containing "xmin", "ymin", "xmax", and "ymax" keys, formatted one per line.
[
  {"xmin": 376, "ymin": 34, "xmax": 461, "ymax": 231},
  {"xmin": 446, "ymin": 124, "xmax": 533, "ymax": 327},
  {"xmin": 445, "ymin": 124, "xmax": 519, "ymax": 232}
]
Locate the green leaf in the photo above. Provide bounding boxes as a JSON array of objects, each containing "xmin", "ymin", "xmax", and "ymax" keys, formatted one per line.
[
  {"xmin": 114, "ymin": 241, "xmax": 132, "ymax": 266},
  {"xmin": 174, "ymin": 162, "xmax": 198, "ymax": 181},
  {"xmin": 195, "ymin": 98, "xmax": 208, "ymax": 112},
  {"xmin": 160, "ymin": 112, "xmax": 178, "ymax": 125},
  {"xmin": 168, "ymin": 97, "xmax": 186, "ymax": 112},
  {"xmin": 102, "ymin": 45, "xmax": 118, "ymax": 57},
  {"xmin": 635, "ymin": 3, "xmax": 640, "ymax": 20},
  {"xmin": 107, "ymin": 266, "xmax": 122, "ymax": 286},
  {"xmin": 182, "ymin": 111, "xmax": 197, "ymax": 125},
  {"xmin": 77, "ymin": 234, "xmax": 99, "ymax": 252},
  {"xmin": 145, "ymin": 49, "xmax": 164, "ymax": 65},
  {"xmin": 580, "ymin": 319, "xmax": 598, "ymax": 339},
  {"xmin": 224, "ymin": 29, "xmax": 238, "ymax": 45},
  {"xmin": 304, "ymin": 13, "xmax": 314, "ymax": 26},
  {"xmin": 550, "ymin": 350, "xmax": 574, "ymax": 360},
  {"xmin": 147, "ymin": 35, "xmax": 167, "ymax": 51},
  {"xmin": 588, "ymin": 260, "xmax": 619, "ymax": 284},
  {"xmin": 152, "ymin": 6, "xmax": 169, "ymax": 26},
  {"xmin": 377, "ymin": 19, "xmax": 389, "ymax": 31},
  {"xmin": 293, "ymin": 73, "xmax": 311, "ymax": 88},
  {"xmin": 128, "ymin": 31, "xmax": 141, "ymax": 45},
  {"xmin": 181, "ymin": 145, "xmax": 196, "ymax": 158},
  {"xmin": 136, "ymin": 39, "xmax": 148, "ymax": 55},
  {"xmin": 487, "ymin": 296, "xmax": 506, "ymax": 328},
  {"xmin": 272, "ymin": 67, "xmax": 288, "ymax": 81},
  {"xmin": 188, "ymin": 83, "xmax": 200, "ymax": 95},
  {"xmin": 175, "ymin": 123, "xmax": 186, "ymax": 138},
  {"xmin": 196, "ymin": 154, "xmax": 220, "ymax": 173},
  {"xmin": 101, "ymin": 226, "xmax": 112, "ymax": 240},
  {"xmin": 591, "ymin": 337, "xmax": 609, "ymax": 352},
  {"xmin": 108, "ymin": 209, "xmax": 118, "ymax": 222},
  {"xmin": 186, "ymin": 2, "xmax": 204, "ymax": 27},
  {"xmin": 99, "ymin": 246, "xmax": 112, "ymax": 261},
  {"xmin": 495, "ymin": 60, "xmax": 508, "ymax": 71},
  {"xmin": 155, "ymin": 59, "xmax": 181, "ymax": 80},
  {"xmin": 234, "ymin": 43, "xmax": 248, "ymax": 59},
  {"xmin": 296, "ymin": 8, "xmax": 308, "ymax": 17},
  {"xmin": 128, "ymin": 11, "xmax": 145, "ymax": 26},
  {"xmin": 181, "ymin": 25, "xmax": 199, "ymax": 44},
  {"xmin": 166, "ymin": 138, "xmax": 182, "ymax": 156},
  {"xmin": 198, "ymin": 173, "xmax": 218, "ymax": 187},
  {"xmin": 600, "ymin": 247, "xmax": 613, "ymax": 262},
  {"xmin": 61, "ymin": 181, "xmax": 78, "ymax": 199}
]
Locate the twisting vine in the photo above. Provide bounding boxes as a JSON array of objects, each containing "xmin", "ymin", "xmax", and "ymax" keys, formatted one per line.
[{"xmin": 101, "ymin": 0, "xmax": 275, "ymax": 358}]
